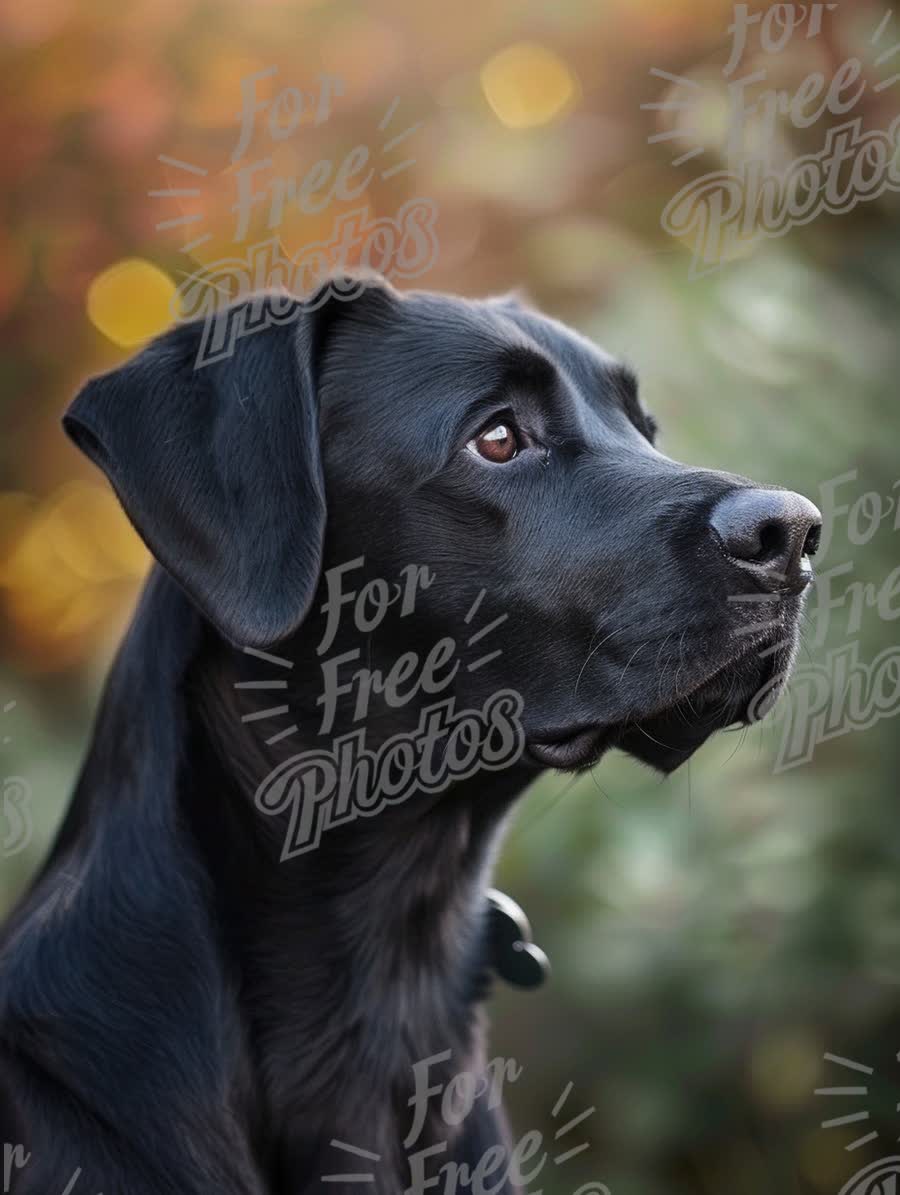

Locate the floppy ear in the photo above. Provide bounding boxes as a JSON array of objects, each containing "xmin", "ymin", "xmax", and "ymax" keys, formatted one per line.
[{"xmin": 63, "ymin": 294, "xmax": 331, "ymax": 648}]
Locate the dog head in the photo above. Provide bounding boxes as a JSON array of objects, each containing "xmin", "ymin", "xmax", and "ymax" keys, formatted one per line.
[{"xmin": 64, "ymin": 278, "xmax": 820, "ymax": 775}]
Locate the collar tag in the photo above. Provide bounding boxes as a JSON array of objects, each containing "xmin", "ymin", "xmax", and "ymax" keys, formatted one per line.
[{"xmin": 486, "ymin": 888, "xmax": 550, "ymax": 990}]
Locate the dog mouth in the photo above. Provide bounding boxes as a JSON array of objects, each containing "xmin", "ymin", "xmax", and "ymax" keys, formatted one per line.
[
  {"xmin": 527, "ymin": 635, "xmax": 793, "ymax": 774},
  {"xmin": 527, "ymin": 725, "xmax": 618, "ymax": 771}
]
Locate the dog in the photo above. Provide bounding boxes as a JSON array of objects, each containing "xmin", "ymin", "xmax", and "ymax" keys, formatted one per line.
[{"xmin": 0, "ymin": 278, "xmax": 820, "ymax": 1194}]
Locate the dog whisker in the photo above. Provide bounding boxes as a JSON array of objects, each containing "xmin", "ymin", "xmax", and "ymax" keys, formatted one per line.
[
  {"xmin": 573, "ymin": 625, "xmax": 618, "ymax": 700},
  {"xmin": 627, "ymin": 721, "xmax": 677, "ymax": 752},
  {"xmin": 510, "ymin": 773, "xmax": 584, "ymax": 843},
  {"xmin": 619, "ymin": 641, "xmax": 647, "ymax": 682},
  {"xmin": 721, "ymin": 724, "xmax": 750, "ymax": 766},
  {"xmin": 587, "ymin": 766, "xmax": 617, "ymax": 804}
]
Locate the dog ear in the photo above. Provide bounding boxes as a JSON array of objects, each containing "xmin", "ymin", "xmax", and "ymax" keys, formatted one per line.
[{"xmin": 64, "ymin": 293, "xmax": 337, "ymax": 648}]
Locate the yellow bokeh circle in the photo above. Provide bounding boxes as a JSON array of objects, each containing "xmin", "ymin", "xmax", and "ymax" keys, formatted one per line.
[
  {"xmin": 86, "ymin": 258, "xmax": 178, "ymax": 347},
  {"xmin": 480, "ymin": 43, "xmax": 578, "ymax": 130}
]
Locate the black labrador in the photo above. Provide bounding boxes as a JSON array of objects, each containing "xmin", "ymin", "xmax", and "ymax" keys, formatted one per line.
[{"xmin": 0, "ymin": 278, "xmax": 820, "ymax": 1194}]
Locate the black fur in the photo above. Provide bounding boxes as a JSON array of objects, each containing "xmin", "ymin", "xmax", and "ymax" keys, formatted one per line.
[{"xmin": 0, "ymin": 279, "xmax": 813, "ymax": 1193}]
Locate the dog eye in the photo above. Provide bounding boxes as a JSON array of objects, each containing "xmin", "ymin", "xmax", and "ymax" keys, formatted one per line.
[{"xmin": 468, "ymin": 422, "xmax": 520, "ymax": 464}]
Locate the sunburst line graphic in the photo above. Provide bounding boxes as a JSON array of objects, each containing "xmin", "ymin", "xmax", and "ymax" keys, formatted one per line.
[
  {"xmin": 378, "ymin": 96, "xmax": 401, "ymax": 131},
  {"xmin": 148, "ymin": 187, "xmax": 201, "ymax": 198},
  {"xmin": 640, "ymin": 100, "xmax": 701, "ymax": 112},
  {"xmin": 873, "ymin": 9, "xmax": 900, "ymax": 96},
  {"xmin": 378, "ymin": 97, "xmax": 419, "ymax": 181},
  {"xmin": 237, "ymin": 642, "xmax": 300, "ymax": 744},
  {"xmin": 875, "ymin": 41, "xmax": 900, "ymax": 65},
  {"xmin": 649, "ymin": 67, "xmax": 702, "ymax": 91},
  {"xmin": 672, "ymin": 146, "xmax": 705, "ymax": 167},
  {"xmin": 845, "ymin": 1131, "xmax": 880, "ymax": 1152},
  {"xmin": 241, "ymin": 705, "xmax": 290, "ymax": 723},
  {"xmin": 322, "ymin": 1138, "xmax": 382, "ymax": 1183},
  {"xmin": 727, "ymin": 593, "xmax": 782, "ymax": 604},
  {"xmin": 157, "ymin": 154, "xmax": 208, "ymax": 177},
  {"xmin": 242, "ymin": 646, "xmax": 294, "ymax": 668},
  {"xmin": 467, "ymin": 651, "xmax": 502, "ymax": 672},
  {"xmin": 263, "ymin": 723, "xmax": 300, "ymax": 745},
  {"xmin": 2, "ymin": 699, "xmax": 15, "ymax": 746},
  {"xmin": 155, "ymin": 213, "xmax": 204, "ymax": 231},
  {"xmin": 467, "ymin": 613, "xmax": 508, "ymax": 645},
  {"xmin": 383, "ymin": 121, "xmax": 422, "ymax": 152},
  {"xmin": 816, "ymin": 1052, "xmax": 882, "ymax": 1152},
  {"xmin": 550, "ymin": 1079, "xmax": 595, "ymax": 1165},
  {"xmin": 464, "ymin": 588, "xmax": 486, "ymax": 624},
  {"xmin": 648, "ymin": 129, "xmax": 697, "ymax": 145},
  {"xmin": 381, "ymin": 158, "xmax": 417, "ymax": 180},
  {"xmin": 152, "ymin": 152, "xmax": 213, "ymax": 253},
  {"xmin": 873, "ymin": 9, "xmax": 894, "ymax": 44},
  {"xmin": 181, "ymin": 231, "xmax": 214, "ymax": 253},
  {"xmin": 732, "ymin": 618, "xmax": 783, "ymax": 638},
  {"xmin": 645, "ymin": 9, "xmax": 900, "ymax": 166},
  {"xmin": 871, "ymin": 4, "xmax": 900, "ymax": 91},
  {"xmin": 463, "ymin": 589, "xmax": 507, "ymax": 672}
]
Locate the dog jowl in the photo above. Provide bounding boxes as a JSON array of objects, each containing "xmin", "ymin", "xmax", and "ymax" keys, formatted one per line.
[{"xmin": 0, "ymin": 277, "xmax": 820, "ymax": 1195}]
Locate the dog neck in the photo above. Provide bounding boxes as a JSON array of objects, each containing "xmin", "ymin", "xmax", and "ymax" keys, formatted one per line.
[
  {"xmin": 181, "ymin": 577, "xmax": 532, "ymax": 1179},
  {"xmin": 33, "ymin": 566, "xmax": 533, "ymax": 1186},
  {"xmin": 25, "ymin": 566, "xmax": 535, "ymax": 1188}
]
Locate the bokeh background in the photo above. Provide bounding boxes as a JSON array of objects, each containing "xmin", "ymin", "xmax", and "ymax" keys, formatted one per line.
[{"xmin": 2, "ymin": 1, "xmax": 900, "ymax": 1192}]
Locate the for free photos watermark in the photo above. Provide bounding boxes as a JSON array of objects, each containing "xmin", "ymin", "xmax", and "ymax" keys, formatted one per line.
[
  {"xmin": 741, "ymin": 469, "xmax": 900, "ymax": 771},
  {"xmin": 2, "ymin": 1146, "xmax": 93, "ymax": 1195},
  {"xmin": 247, "ymin": 558, "xmax": 525, "ymax": 861},
  {"xmin": 645, "ymin": 3, "xmax": 900, "ymax": 276},
  {"xmin": 2, "ymin": 700, "xmax": 32, "ymax": 859},
  {"xmin": 814, "ymin": 1049, "xmax": 900, "ymax": 1194},
  {"xmin": 151, "ymin": 66, "xmax": 439, "ymax": 367},
  {"xmin": 323, "ymin": 1050, "xmax": 608, "ymax": 1195}
]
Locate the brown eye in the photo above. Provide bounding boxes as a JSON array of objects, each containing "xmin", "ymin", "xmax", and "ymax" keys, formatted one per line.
[{"xmin": 468, "ymin": 422, "xmax": 519, "ymax": 464}]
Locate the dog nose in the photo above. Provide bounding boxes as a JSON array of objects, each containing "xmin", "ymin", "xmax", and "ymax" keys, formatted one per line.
[{"xmin": 710, "ymin": 488, "xmax": 822, "ymax": 592}]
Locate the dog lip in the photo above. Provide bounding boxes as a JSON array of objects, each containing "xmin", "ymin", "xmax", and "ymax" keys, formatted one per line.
[
  {"xmin": 527, "ymin": 633, "xmax": 794, "ymax": 772},
  {"xmin": 526, "ymin": 725, "xmax": 610, "ymax": 770},
  {"xmin": 526, "ymin": 619, "xmax": 800, "ymax": 772}
]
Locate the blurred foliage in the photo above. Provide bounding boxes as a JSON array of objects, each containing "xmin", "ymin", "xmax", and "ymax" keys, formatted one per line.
[{"xmin": 2, "ymin": 1, "xmax": 900, "ymax": 1192}]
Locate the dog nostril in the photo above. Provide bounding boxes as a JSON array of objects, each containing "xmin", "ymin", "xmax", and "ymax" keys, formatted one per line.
[
  {"xmin": 803, "ymin": 523, "xmax": 821, "ymax": 558},
  {"xmin": 753, "ymin": 519, "xmax": 788, "ymax": 564}
]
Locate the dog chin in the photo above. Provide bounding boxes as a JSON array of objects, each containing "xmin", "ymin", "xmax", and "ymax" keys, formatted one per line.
[{"xmin": 527, "ymin": 637, "xmax": 797, "ymax": 775}]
